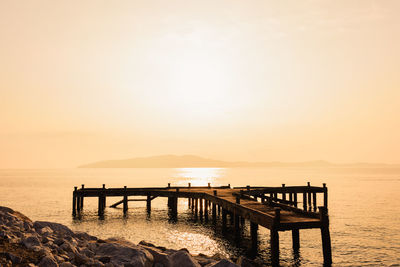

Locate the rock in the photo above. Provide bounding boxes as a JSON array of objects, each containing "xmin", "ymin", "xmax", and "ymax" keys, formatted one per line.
[
  {"xmin": 54, "ymin": 238, "xmax": 65, "ymax": 246},
  {"xmin": 3, "ymin": 252, "xmax": 22, "ymax": 264},
  {"xmin": 95, "ymin": 241, "xmax": 153, "ymax": 267},
  {"xmin": 139, "ymin": 240, "xmax": 156, "ymax": 247},
  {"xmin": 22, "ymin": 235, "xmax": 41, "ymax": 249},
  {"xmin": 74, "ymin": 231, "xmax": 97, "ymax": 241},
  {"xmin": 74, "ymin": 252, "xmax": 91, "ymax": 265},
  {"xmin": 194, "ymin": 255, "xmax": 216, "ymax": 266},
  {"xmin": 97, "ymin": 256, "xmax": 111, "ymax": 263},
  {"xmin": 170, "ymin": 250, "xmax": 201, "ymax": 267},
  {"xmin": 39, "ymin": 226, "xmax": 53, "ymax": 236},
  {"xmin": 141, "ymin": 245, "xmax": 172, "ymax": 267},
  {"xmin": 211, "ymin": 253, "xmax": 227, "ymax": 261},
  {"xmin": 60, "ymin": 241, "xmax": 78, "ymax": 254},
  {"xmin": 59, "ymin": 262, "xmax": 75, "ymax": 267},
  {"xmin": 236, "ymin": 256, "xmax": 258, "ymax": 267},
  {"xmin": 81, "ymin": 247, "xmax": 95, "ymax": 258},
  {"xmin": 39, "ymin": 255, "xmax": 58, "ymax": 267},
  {"xmin": 33, "ymin": 221, "xmax": 74, "ymax": 237},
  {"xmin": 206, "ymin": 259, "xmax": 239, "ymax": 267}
]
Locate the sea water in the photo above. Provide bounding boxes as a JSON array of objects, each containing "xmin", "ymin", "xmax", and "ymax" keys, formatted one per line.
[{"xmin": 0, "ymin": 167, "xmax": 399, "ymax": 266}]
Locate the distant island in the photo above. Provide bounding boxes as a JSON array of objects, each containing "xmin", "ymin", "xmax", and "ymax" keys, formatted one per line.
[{"xmin": 78, "ymin": 155, "xmax": 400, "ymax": 168}]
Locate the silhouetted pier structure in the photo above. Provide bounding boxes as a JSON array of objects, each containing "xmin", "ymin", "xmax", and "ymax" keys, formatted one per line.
[{"xmin": 72, "ymin": 183, "xmax": 331, "ymax": 266}]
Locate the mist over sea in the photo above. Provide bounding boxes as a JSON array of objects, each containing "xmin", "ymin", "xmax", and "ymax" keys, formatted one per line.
[{"xmin": 1, "ymin": 167, "xmax": 399, "ymax": 266}]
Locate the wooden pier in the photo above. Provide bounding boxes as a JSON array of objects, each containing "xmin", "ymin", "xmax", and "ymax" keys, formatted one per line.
[{"xmin": 72, "ymin": 183, "xmax": 332, "ymax": 266}]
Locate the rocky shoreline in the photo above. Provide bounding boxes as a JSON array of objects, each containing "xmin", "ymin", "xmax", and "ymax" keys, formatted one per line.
[{"xmin": 0, "ymin": 206, "xmax": 258, "ymax": 267}]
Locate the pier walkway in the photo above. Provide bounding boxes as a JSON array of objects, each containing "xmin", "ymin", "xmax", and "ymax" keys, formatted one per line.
[{"xmin": 72, "ymin": 183, "xmax": 331, "ymax": 266}]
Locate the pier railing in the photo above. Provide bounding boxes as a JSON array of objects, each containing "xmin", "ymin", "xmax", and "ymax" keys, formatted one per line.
[{"xmin": 234, "ymin": 182, "xmax": 328, "ymax": 217}]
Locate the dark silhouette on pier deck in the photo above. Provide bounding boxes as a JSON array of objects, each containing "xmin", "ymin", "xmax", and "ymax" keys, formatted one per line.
[{"xmin": 72, "ymin": 183, "xmax": 332, "ymax": 266}]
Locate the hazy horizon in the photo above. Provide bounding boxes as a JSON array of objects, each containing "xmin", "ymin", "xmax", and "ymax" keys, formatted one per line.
[{"xmin": 1, "ymin": 0, "xmax": 400, "ymax": 168}]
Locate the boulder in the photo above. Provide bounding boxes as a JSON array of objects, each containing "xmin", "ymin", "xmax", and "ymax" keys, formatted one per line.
[
  {"xmin": 141, "ymin": 245, "xmax": 172, "ymax": 267},
  {"xmin": 95, "ymin": 241, "xmax": 153, "ymax": 267},
  {"xmin": 33, "ymin": 221, "xmax": 74, "ymax": 237},
  {"xmin": 170, "ymin": 250, "xmax": 201, "ymax": 267}
]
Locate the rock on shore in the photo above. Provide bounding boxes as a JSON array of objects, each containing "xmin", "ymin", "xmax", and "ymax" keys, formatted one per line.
[{"xmin": 0, "ymin": 206, "xmax": 257, "ymax": 267}]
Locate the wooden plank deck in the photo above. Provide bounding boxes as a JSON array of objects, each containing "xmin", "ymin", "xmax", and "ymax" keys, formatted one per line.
[{"xmin": 72, "ymin": 183, "xmax": 332, "ymax": 266}]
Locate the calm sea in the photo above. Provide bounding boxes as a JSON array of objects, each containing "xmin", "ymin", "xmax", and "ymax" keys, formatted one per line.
[{"xmin": 0, "ymin": 168, "xmax": 399, "ymax": 266}]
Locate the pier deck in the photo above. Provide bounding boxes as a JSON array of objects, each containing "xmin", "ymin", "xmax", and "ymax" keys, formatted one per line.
[{"xmin": 72, "ymin": 183, "xmax": 332, "ymax": 266}]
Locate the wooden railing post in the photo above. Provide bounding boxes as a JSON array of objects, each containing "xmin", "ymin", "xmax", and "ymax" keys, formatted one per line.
[
  {"xmin": 323, "ymin": 183, "xmax": 328, "ymax": 209},
  {"xmin": 282, "ymin": 184, "xmax": 286, "ymax": 201},
  {"xmin": 307, "ymin": 182, "xmax": 312, "ymax": 212}
]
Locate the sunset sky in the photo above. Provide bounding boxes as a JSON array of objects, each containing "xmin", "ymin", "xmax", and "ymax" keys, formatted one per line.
[{"xmin": 1, "ymin": 0, "xmax": 399, "ymax": 168}]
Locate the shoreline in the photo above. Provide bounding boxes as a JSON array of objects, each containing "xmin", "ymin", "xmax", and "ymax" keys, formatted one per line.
[{"xmin": 0, "ymin": 206, "xmax": 257, "ymax": 267}]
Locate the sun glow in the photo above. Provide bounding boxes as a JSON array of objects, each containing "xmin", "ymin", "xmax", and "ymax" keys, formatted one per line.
[{"xmin": 163, "ymin": 51, "xmax": 236, "ymax": 121}]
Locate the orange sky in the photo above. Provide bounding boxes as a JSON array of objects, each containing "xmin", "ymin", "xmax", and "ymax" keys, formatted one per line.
[{"xmin": 1, "ymin": 0, "xmax": 399, "ymax": 168}]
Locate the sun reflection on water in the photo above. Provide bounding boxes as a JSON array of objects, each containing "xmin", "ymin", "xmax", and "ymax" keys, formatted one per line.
[{"xmin": 172, "ymin": 168, "xmax": 226, "ymax": 187}]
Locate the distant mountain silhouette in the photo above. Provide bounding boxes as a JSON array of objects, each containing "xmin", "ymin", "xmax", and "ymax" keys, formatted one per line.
[{"xmin": 78, "ymin": 155, "xmax": 400, "ymax": 168}]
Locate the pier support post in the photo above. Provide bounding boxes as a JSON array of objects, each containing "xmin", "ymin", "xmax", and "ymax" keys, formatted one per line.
[
  {"xmin": 98, "ymin": 196, "xmax": 104, "ymax": 217},
  {"xmin": 123, "ymin": 186, "xmax": 128, "ymax": 215},
  {"xmin": 199, "ymin": 198, "xmax": 203, "ymax": 220},
  {"xmin": 250, "ymin": 222, "xmax": 258, "ymax": 253},
  {"xmin": 194, "ymin": 198, "xmax": 198, "ymax": 219},
  {"xmin": 80, "ymin": 184, "xmax": 84, "ymax": 210},
  {"xmin": 319, "ymin": 206, "xmax": 332, "ymax": 265},
  {"xmin": 77, "ymin": 193, "xmax": 81, "ymax": 213},
  {"xmin": 147, "ymin": 194, "xmax": 151, "ymax": 213},
  {"xmin": 235, "ymin": 196, "xmax": 241, "ymax": 237},
  {"xmin": 212, "ymin": 203, "xmax": 217, "ymax": 224},
  {"xmin": 222, "ymin": 209, "xmax": 227, "ymax": 233},
  {"xmin": 204, "ymin": 200, "xmax": 209, "ymax": 222},
  {"xmin": 270, "ymin": 208, "xmax": 280, "ymax": 266},
  {"xmin": 171, "ymin": 197, "xmax": 178, "ymax": 219},
  {"xmin": 72, "ymin": 187, "xmax": 77, "ymax": 217},
  {"xmin": 292, "ymin": 229, "xmax": 300, "ymax": 251}
]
